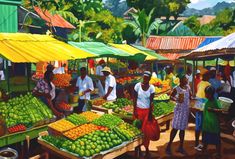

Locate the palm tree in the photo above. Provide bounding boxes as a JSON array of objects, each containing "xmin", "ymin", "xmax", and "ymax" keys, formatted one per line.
[{"xmin": 126, "ymin": 9, "xmax": 162, "ymax": 46}]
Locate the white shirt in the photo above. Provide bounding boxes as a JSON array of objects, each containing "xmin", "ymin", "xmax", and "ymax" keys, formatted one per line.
[
  {"xmin": 96, "ymin": 65, "xmax": 103, "ymax": 76},
  {"xmin": 134, "ymin": 82, "xmax": 155, "ymax": 109},
  {"xmin": 104, "ymin": 74, "xmax": 116, "ymax": 101},
  {"xmin": 53, "ymin": 67, "xmax": 65, "ymax": 74},
  {"xmin": 186, "ymin": 74, "xmax": 193, "ymax": 83},
  {"xmin": 50, "ymin": 82, "xmax": 56, "ymax": 100},
  {"xmin": 76, "ymin": 75, "xmax": 94, "ymax": 100},
  {"xmin": 0, "ymin": 70, "xmax": 5, "ymax": 80}
]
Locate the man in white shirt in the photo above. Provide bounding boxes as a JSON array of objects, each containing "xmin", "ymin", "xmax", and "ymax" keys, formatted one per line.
[
  {"xmin": 101, "ymin": 67, "xmax": 117, "ymax": 101},
  {"xmin": 76, "ymin": 67, "xmax": 94, "ymax": 112}
]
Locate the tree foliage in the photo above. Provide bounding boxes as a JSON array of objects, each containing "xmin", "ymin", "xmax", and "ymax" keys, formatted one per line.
[
  {"xmin": 126, "ymin": 0, "xmax": 190, "ymax": 20},
  {"xmin": 126, "ymin": 9, "xmax": 162, "ymax": 46},
  {"xmin": 184, "ymin": 8, "xmax": 235, "ymax": 36}
]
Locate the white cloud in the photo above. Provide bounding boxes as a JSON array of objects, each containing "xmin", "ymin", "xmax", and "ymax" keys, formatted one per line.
[{"xmin": 190, "ymin": 0, "xmax": 200, "ymax": 4}]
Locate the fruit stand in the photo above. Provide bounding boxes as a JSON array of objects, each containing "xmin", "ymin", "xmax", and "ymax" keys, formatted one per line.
[
  {"xmin": 0, "ymin": 93, "xmax": 55, "ymax": 147},
  {"xmin": 37, "ymin": 112, "xmax": 143, "ymax": 158}
]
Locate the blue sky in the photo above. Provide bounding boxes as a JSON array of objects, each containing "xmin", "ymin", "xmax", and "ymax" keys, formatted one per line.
[{"xmin": 188, "ymin": 0, "xmax": 235, "ymax": 10}]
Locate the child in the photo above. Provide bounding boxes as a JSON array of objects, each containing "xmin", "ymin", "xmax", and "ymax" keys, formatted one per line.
[{"xmin": 202, "ymin": 86, "xmax": 222, "ymax": 158}]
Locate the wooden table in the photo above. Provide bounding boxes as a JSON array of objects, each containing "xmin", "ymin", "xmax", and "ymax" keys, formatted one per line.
[
  {"xmin": 155, "ymin": 112, "xmax": 174, "ymax": 130},
  {"xmin": 38, "ymin": 132, "xmax": 143, "ymax": 159}
]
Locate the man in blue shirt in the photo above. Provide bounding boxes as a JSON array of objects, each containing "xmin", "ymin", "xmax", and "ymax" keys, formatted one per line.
[{"xmin": 209, "ymin": 67, "xmax": 222, "ymax": 99}]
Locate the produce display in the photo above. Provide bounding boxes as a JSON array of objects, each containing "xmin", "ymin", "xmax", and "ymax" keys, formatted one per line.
[
  {"xmin": 61, "ymin": 130, "xmax": 123, "ymax": 157},
  {"xmin": 52, "ymin": 74, "xmax": 72, "ymax": 88},
  {"xmin": 0, "ymin": 93, "xmax": 53, "ymax": 128},
  {"xmin": 92, "ymin": 98, "xmax": 106, "ymax": 106},
  {"xmin": 66, "ymin": 113, "xmax": 88, "ymax": 126},
  {"xmin": 79, "ymin": 111, "xmax": 101, "ymax": 122},
  {"xmin": 7, "ymin": 124, "xmax": 27, "ymax": 134},
  {"xmin": 63, "ymin": 124, "xmax": 108, "ymax": 140},
  {"xmin": 39, "ymin": 114, "xmax": 143, "ymax": 158},
  {"xmin": 58, "ymin": 102, "xmax": 72, "ymax": 111},
  {"xmin": 154, "ymin": 94, "xmax": 170, "ymax": 101},
  {"xmin": 92, "ymin": 114, "xmax": 123, "ymax": 129},
  {"xmin": 48, "ymin": 119, "xmax": 76, "ymax": 132},
  {"xmin": 113, "ymin": 105, "xmax": 133, "ymax": 116},
  {"xmin": 115, "ymin": 98, "xmax": 133, "ymax": 107},
  {"xmin": 150, "ymin": 77, "xmax": 171, "ymax": 93},
  {"xmin": 102, "ymin": 102, "xmax": 118, "ymax": 109},
  {"xmin": 153, "ymin": 101, "xmax": 175, "ymax": 117},
  {"xmin": 116, "ymin": 76, "xmax": 141, "ymax": 85},
  {"xmin": 114, "ymin": 123, "xmax": 141, "ymax": 141},
  {"xmin": 41, "ymin": 135, "xmax": 66, "ymax": 148}
]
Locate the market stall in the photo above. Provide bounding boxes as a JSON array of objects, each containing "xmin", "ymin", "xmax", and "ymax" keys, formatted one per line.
[
  {"xmin": 181, "ymin": 32, "xmax": 235, "ymax": 140},
  {"xmin": 37, "ymin": 112, "xmax": 143, "ymax": 158},
  {"xmin": 0, "ymin": 33, "xmax": 94, "ymax": 157}
]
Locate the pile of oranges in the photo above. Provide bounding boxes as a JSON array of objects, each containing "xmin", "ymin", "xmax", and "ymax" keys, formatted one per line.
[
  {"xmin": 63, "ymin": 124, "xmax": 100, "ymax": 140},
  {"xmin": 80, "ymin": 111, "xmax": 101, "ymax": 122},
  {"xmin": 52, "ymin": 74, "xmax": 71, "ymax": 88},
  {"xmin": 92, "ymin": 98, "xmax": 106, "ymax": 106}
]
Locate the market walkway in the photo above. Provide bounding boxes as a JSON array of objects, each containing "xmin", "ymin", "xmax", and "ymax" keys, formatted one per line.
[{"xmin": 117, "ymin": 124, "xmax": 235, "ymax": 159}]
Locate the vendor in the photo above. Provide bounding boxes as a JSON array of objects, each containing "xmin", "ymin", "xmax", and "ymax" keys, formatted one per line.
[
  {"xmin": 133, "ymin": 71, "xmax": 155, "ymax": 157},
  {"xmin": 101, "ymin": 67, "xmax": 117, "ymax": 101},
  {"xmin": 75, "ymin": 67, "xmax": 94, "ymax": 112},
  {"xmin": 33, "ymin": 70, "xmax": 62, "ymax": 117}
]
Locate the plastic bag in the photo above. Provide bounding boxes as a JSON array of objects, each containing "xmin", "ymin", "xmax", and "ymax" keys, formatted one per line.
[{"xmin": 142, "ymin": 116, "xmax": 160, "ymax": 141}]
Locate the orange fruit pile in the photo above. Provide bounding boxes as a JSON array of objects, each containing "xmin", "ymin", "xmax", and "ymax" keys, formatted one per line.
[
  {"xmin": 63, "ymin": 124, "xmax": 106, "ymax": 140},
  {"xmin": 80, "ymin": 111, "xmax": 101, "ymax": 122},
  {"xmin": 92, "ymin": 99, "xmax": 106, "ymax": 106},
  {"xmin": 52, "ymin": 74, "xmax": 72, "ymax": 88}
]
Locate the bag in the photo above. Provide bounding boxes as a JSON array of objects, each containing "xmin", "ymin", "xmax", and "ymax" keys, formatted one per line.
[{"xmin": 142, "ymin": 116, "xmax": 160, "ymax": 141}]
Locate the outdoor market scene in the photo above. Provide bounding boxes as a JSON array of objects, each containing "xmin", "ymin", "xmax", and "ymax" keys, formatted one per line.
[{"xmin": 0, "ymin": 0, "xmax": 235, "ymax": 159}]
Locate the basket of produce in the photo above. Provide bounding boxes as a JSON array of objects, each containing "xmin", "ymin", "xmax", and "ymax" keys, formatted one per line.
[
  {"xmin": 154, "ymin": 94, "xmax": 170, "ymax": 103},
  {"xmin": 218, "ymin": 97, "xmax": 233, "ymax": 111}
]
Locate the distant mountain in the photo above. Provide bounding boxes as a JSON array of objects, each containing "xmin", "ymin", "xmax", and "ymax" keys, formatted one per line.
[{"xmin": 182, "ymin": 1, "xmax": 235, "ymax": 17}]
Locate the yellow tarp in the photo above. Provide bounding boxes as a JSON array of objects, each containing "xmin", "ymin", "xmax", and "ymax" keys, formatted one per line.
[
  {"xmin": 109, "ymin": 43, "xmax": 157, "ymax": 60},
  {"xmin": 0, "ymin": 33, "xmax": 94, "ymax": 63}
]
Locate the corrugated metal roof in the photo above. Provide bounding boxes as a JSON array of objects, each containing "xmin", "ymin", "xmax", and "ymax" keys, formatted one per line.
[
  {"xmin": 0, "ymin": 0, "xmax": 21, "ymax": 5},
  {"xmin": 146, "ymin": 36, "xmax": 206, "ymax": 51},
  {"xmin": 34, "ymin": 7, "xmax": 75, "ymax": 29},
  {"xmin": 0, "ymin": 4, "xmax": 18, "ymax": 33},
  {"xmin": 197, "ymin": 37, "xmax": 222, "ymax": 48},
  {"xmin": 159, "ymin": 53, "xmax": 188, "ymax": 60}
]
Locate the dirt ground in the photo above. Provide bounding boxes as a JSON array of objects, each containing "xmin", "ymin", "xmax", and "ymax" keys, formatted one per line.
[{"xmin": 116, "ymin": 123, "xmax": 235, "ymax": 159}]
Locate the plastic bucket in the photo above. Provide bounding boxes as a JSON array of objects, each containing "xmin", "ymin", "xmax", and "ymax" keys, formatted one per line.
[{"xmin": 218, "ymin": 97, "xmax": 233, "ymax": 111}]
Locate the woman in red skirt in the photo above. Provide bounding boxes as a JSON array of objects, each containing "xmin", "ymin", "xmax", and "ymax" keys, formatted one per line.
[{"xmin": 133, "ymin": 71, "xmax": 155, "ymax": 157}]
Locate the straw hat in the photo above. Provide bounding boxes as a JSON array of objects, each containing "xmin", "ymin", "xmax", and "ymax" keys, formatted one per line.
[{"xmin": 101, "ymin": 66, "xmax": 112, "ymax": 74}]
